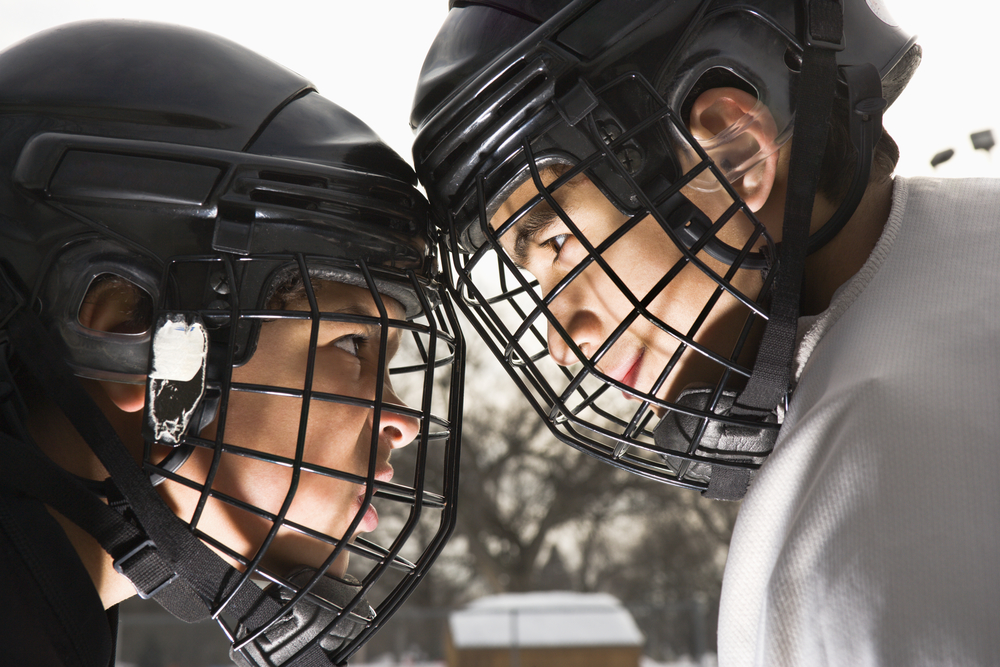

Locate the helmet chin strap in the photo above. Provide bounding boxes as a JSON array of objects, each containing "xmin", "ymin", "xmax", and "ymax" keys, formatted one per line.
[
  {"xmin": 653, "ymin": 0, "xmax": 882, "ymax": 501},
  {"xmin": 0, "ymin": 266, "xmax": 360, "ymax": 665}
]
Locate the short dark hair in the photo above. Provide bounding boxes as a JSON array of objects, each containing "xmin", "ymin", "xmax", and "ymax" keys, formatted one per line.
[
  {"xmin": 817, "ymin": 93, "xmax": 899, "ymax": 203},
  {"xmin": 266, "ymin": 274, "xmax": 332, "ymax": 311},
  {"xmin": 819, "ymin": 43, "xmax": 922, "ymax": 198}
]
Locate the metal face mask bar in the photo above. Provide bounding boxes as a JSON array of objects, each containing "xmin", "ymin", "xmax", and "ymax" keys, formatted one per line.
[{"xmin": 445, "ymin": 69, "xmax": 778, "ymax": 491}]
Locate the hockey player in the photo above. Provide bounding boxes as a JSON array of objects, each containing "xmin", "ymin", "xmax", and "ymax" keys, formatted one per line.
[
  {"xmin": 0, "ymin": 20, "xmax": 463, "ymax": 667},
  {"xmin": 410, "ymin": 0, "xmax": 1000, "ymax": 663}
]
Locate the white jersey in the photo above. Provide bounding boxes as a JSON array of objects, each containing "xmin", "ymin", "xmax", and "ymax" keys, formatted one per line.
[{"xmin": 718, "ymin": 177, "xmax": 1000, "ymax": 666}]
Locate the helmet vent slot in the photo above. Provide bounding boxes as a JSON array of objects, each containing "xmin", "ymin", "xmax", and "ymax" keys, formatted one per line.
[
  {"xmin": 420, "ymin": 61, "xmax": 525, "ymax": 160},
  {"xmin": 256, "ymin": 170, "xmax": 329, "ymax": 190},
  {"xmin": 476, "ymin": 60, "xmax": 528, "ymax": 115},
  {"xmin": 246, "ymin": 172, "xmax": 362, "ymax": 216},
  {"xmin": 236, "ymin": 173, "xmax": 414, "ymax": 232},
  {"xmin": 494, "ymin": 72, "xmax": 547, "ymax": 126},
  {"xmin": 249, "ymin": 188, "xmax": 321, "ymax": 212}
]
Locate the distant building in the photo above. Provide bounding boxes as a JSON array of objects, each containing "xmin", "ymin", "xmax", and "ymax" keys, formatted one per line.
[{"xmin": 446, "ymin": 591, "xmax": 644, "ymax": 667}]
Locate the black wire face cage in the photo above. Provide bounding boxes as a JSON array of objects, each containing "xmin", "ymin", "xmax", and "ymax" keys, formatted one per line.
[
  {"xmin": 144, "ymin": 252, "xmax": 463, "ymax": 665},
  {"xmin": 444, "ymin": 70, "xmax": 780, "ymax": 490}
]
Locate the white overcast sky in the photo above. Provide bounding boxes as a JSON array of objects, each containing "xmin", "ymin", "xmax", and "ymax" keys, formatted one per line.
[{"xmin": 2, "ymin": 1, "xmax": 997, "ymax": 179}]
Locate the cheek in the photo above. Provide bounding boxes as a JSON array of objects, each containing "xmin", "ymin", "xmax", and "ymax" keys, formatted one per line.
[
  {"xmin": 161, "ymin": 410, "xmax": 369, "ymax": 566},
  {"xmin": 220, "ymin": 378, "xmax": 373, "ymax": 480},
  {"xmin": 305, "ymin": 349, "xmax": 374, "ymax": 462},
  {"xmin": 199, "ymin": 345, "xmax": 374, "ymax": 512},
  {"xmin": 153, "ymin": 321, "xmax": 385, "ymax": 573},
  {"xmin": 222, "ymin": 336, "xmax": 368, "ymax": 445},
  {"xmin": 603, "ymin": 216, "xmax": 683, "ymax": 306},
  {"xmin": 311, "ymin": 347, "xmax": 364, "ymax": 396},
  {"xmin": 160, "ymin": 450, "xmax": 363, "ymax": 574},
  {"xmin": 605, "ymin": 215, "xmax": 763, "ymax": 351}
]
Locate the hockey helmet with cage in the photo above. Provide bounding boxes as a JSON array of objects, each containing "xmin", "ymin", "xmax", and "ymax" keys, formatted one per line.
[
  {"xmin": 410, "ymin": 0, "xmax": 917, "ymax": 497},
  {"xmin": 0, "ymin": 20, "xmax": 463, "ymax": 666}
]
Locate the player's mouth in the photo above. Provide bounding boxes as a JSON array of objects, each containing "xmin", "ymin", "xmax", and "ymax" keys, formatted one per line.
[
  {"xmin": 601, "ymin": 348, "xmax": 646, "ymax": 400},
  {"xmin": 354, "ymin": 491, "xmax": 379, "ymax": 533},
  {"xmin": 354, "ymin": 462, "xmax": 394, "ymax": 534}
]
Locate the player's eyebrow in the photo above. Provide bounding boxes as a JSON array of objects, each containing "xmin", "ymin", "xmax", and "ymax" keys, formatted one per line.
[
  {"xmin": 332, "ymin": 302, "xmax": 403, "ymax": 327},
  {"xmin": 327, "ymin": 303, "xmax": 404, "ymax": 355},
  {"xmin": 494, "ymin": 166, "xmax": 584, "ymax": 268},
  {"xmin": 331, "ymin": 304, "xmax": 382, "ymax": 329},
  {"xmin": 508, "ymin": 198, "xmax": 561, "ymax": 268}
]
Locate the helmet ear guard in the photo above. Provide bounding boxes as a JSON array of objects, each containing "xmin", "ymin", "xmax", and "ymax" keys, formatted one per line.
[
  {"xmin": 39, "ymin": 239, "xmax": 161, "ymax": 384},
  {"xmin": 682, "ymin": 91, "xmax": 785, "ymax": 204}
]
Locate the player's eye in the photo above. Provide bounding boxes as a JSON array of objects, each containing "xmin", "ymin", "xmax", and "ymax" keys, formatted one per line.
[
  {"xmin": 543, "ymin": 233, "xmax": 570, "ymax": 257},
  {"xmin": 332, "ymin": 334, "xmax": 367, "ymax": 357}
]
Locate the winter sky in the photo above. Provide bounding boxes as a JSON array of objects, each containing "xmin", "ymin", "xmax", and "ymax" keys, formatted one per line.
[{"xmin": 2, "ymin": 1, "xmax": 998, "ymax": 178}]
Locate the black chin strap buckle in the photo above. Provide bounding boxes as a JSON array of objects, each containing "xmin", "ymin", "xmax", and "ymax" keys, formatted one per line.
[
  {"xmin": 230, "ymin": 568, "xmax": 371, "ymax": 667},
  {"xmin": 113, "ymin": 539, "xmax": 180, "ymax": 599},
  {"xmin": 703, "ymin": 403, "xmax": 780, "ymax": 501}
]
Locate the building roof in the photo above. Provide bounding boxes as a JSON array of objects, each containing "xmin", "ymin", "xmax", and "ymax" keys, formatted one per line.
[{"xmin": 449, "ymin": 591, "xmax": 644, "ymax": 649}]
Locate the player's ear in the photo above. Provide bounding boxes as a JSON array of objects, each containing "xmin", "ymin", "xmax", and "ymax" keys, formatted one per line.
[
  {"xmin": 687, "ymin": 87, "xmax": 780, "ymax": 211},
  {"xmin": 77, "ymin": 277, "xmax": 150, "ymax": 413}
]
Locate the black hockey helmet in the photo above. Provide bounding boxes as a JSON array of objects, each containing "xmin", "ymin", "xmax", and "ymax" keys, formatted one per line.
[
  {"xmin": 0, "ymin": 20, "xmax": 463, "ymax": 666},
  {"xmin": 411, "ymin": 0, "xmax": 916, "ymax": 496}
]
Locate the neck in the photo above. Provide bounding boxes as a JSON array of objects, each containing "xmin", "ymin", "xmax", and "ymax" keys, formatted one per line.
[
  {"xmin": 799, "ymin": 176, "xmax": 895, "ymax": 316},
  {"xmin": 46, "ymin": 507, "xmax": 138, "ymax": 608},
  {"xmin": 29, "ymin": 381, "xmax": 140, "ymax": 609}
]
